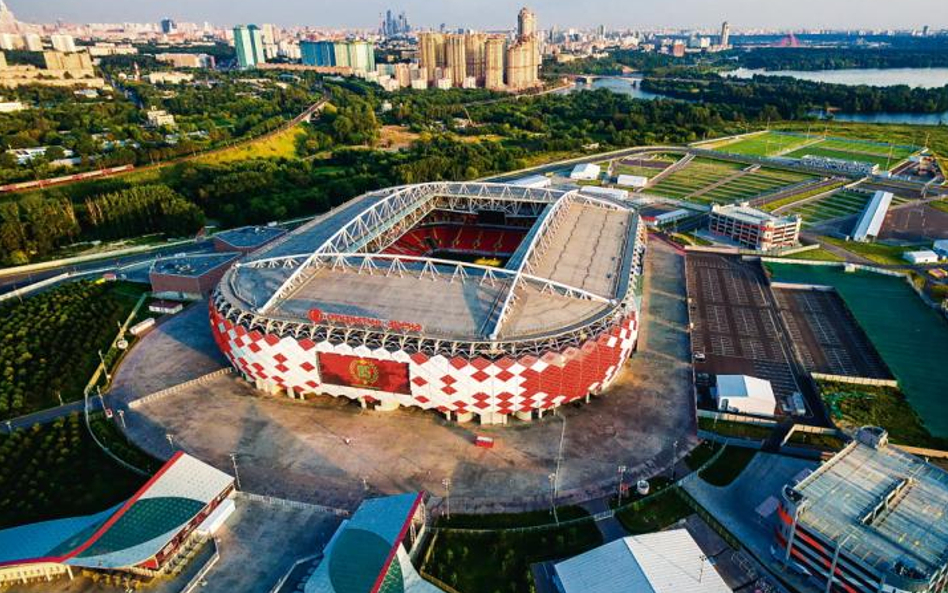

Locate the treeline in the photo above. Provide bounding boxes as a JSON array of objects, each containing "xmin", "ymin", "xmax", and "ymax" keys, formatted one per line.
[
  {"xmin": 0, "ymin": 185, "xmax": 203, "ymax": 264},
  {"xmin": 642, "ymin": 75, "xmax": 948, "ymax": 118},
  {"xmin": 737, "ymin": 47, "xmax": 948, "ymax": 71}
]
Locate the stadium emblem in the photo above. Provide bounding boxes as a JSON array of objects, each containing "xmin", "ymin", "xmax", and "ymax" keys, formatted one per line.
[{"xmin": 349, "ymin": 358, "xmax": 380, "ymax": 387}]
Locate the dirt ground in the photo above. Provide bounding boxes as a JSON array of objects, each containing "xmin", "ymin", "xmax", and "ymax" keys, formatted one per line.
[{"xmin": 115, "ymin": 238, "xmax": 697, "ymax": 512}]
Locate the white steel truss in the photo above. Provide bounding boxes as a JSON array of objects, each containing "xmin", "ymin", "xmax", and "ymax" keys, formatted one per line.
[{"xmin": 257, "ymin": 182, "xmax": 572, "ymax": 313}]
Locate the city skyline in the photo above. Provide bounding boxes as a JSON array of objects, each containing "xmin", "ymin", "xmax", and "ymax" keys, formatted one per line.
[{"xmin": 7, "ymin": 0, "xmax": 947, "ymax": 31}]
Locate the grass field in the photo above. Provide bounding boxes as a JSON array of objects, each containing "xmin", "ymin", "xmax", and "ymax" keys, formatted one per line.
[
  {"xmin": 650, "ymin": 158, "xmax": 814, "ymax": 206},
  {"xmin": 714, "ymin": 132, "xmax": 817, "ymax": 157},
  {"xmin": 615, "ymin": 487, "xmax": 693, "ymax": 535},
  {"xmin": 782, "ymin": 136, "xmax": 917, "ymax": 170},
  {"xmin": 614, "ymin": 163, "xmax": 666, "ymax": 178},
  {"xmin": 787, "ymin": 188, "xmax": 910, "ymax": 227},
  {"xmin": 762, "ymin": 179, "xmax": 848, "ymax": 212},
  {"xmin": 698, "ymin": 446, "xmax": 758, "ymax": 487},
  {"xmin": 775, "ymin": 247, "xmax": 846, "ymax": 262},
  {"xmin": 195, "ymin": 124, "xmax": 306, "ymax": 165},
  {"xmin": 821, "ymin": 236, "xmax": 913, "ymax": 265}
]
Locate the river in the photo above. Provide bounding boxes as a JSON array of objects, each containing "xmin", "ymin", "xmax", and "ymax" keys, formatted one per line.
[
  {"xmin": 556, "ymin": 76, "xmax": 668, "ymax": 100},
  {"xmin": 725, "ymin": 67, "xmax": 948, "ymax": 89}
]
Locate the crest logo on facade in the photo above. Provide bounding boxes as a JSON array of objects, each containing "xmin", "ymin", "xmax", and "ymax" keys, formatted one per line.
[{"xmin": 348, "ymin": 358, "xmax": 380, "ymax": 387}]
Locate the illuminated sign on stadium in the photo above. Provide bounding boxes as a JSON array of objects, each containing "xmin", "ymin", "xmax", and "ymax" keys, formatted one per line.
[
  {"xmin": 318, "ymin": 352, "xmax": 412, "ymax": 394},
  {"xmin": 308, "ymin": 309, "xmax": 422, "ymax": 333}
]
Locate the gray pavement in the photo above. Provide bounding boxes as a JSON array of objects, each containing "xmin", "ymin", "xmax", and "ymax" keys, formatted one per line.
[
  {"xmin": 117, "ymin": 237, "xmax": 699, "ymax": 512},
  {"xmin": 683, "ymin": 452, "xmax": 820, "ymax": 593},
  {"xmin": 108, "ymin": 301, "xmax": 228, "ymax": 405}
]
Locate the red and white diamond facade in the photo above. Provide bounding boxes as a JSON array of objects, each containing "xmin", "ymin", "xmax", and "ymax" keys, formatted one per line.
[{"xmin": 211, "ymin": 182, "xmax": 646, "ymax": 424}]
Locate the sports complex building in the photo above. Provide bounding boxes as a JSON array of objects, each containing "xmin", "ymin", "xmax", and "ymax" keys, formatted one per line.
[
  {"xmin": 210, "ymin": 182, "xmax": 646, "ymax": 424},
  {"xmin": 0, "ymin": 452, "xmax": 234, "ymax": 586}
]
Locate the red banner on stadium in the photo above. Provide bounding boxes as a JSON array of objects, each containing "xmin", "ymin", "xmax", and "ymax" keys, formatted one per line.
[{"xmin": 318, "ymin": 352, "xmax": 412, "ymax": 394}]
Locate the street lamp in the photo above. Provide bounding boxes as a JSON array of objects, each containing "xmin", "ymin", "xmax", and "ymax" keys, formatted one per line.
[
  {"xmin": 117, "ymin": 409, "xmax": 126, "ymax": 429},
  {"xmin": 98, "ymin": 350, "xmax": 111, "ymax": 382},
  {"xmin": 442, "ymin": 478, "xmax": 452, "ymax": 520},
  {"xmin": 165, "ymin": 433, "xmax": 175, "ymax": 452},
  {"xmin": 616, "ymin": 465, "xmax": 627, "ymax": 506},
  {"xmin": 672, "ymin": 439, "xmax": 679, "ymax": 481},
  {"xmin": 548, "ymin": 473, "xmax": 559, "ymax": 525},
  {"xmin": 229, "ymin": 453, "xmax": 242, "ymax": 490}
]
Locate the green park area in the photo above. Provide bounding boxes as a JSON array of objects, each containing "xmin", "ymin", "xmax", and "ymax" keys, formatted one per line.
[
  {"xmin": 0, "ymin": 413, "xmax": 151, "ymax": 528},
  {"xmin": 0, "ymin": 280, "xmax": 148, "ymax": 420}
]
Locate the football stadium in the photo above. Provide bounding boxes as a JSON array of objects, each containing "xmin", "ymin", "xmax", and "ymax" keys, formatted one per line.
[{"xmin": 210, "ymin": 182, "xmax": 646, "ymax": 424}]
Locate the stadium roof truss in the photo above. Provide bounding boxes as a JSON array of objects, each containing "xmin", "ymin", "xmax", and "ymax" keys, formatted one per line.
[{"xmin": 217, "ymin": 182, "xmax": 640, "ymax": 357}]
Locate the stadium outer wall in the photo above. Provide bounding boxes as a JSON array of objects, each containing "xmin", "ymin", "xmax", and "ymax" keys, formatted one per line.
[{"xmin": 209, "ymin": 303, "xmax": 639, "ymax": 424}]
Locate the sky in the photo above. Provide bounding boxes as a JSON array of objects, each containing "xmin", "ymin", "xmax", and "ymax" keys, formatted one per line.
[{"xmin": 8, "ymin": 0, "xmax": 948, "ymax": 31}]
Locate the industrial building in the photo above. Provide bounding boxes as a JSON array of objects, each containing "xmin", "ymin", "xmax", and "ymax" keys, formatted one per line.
[
  {"xmin": 903, "ymin": 250, "xmax": 940, "ymax": 265},
  {"xmin": 708, "ymin": 203, "xmax": 801, "ymax": 251},
  {"xmin": 0, "ymin": 453, "xmax": 235, "ymax": 587},
  {"xmin": 303, "ymin": 492, "xmax": 441, "ymax": 593},
  {"xmin": 852, "ymin": 191, "xmax": 893, "ymax": 243},
  {"xmin": 552, "ymin": 529, "xmax": 732, "ymax": 593},
  {"xmin": 211, "ymin": 182, "xmax": 645, "ymax": 425},
  {"xmin": 150, "ymin": 252, "xmax": 241, "ymax": 300},
  {"xmin": 777, "ymin": 427, "xmax": 948, "ymax": 593}
]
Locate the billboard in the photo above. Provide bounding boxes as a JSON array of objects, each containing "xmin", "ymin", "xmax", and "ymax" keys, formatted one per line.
[{"xmin": 317, "ymin": 352, "xmax": 412, "ymax": 394}]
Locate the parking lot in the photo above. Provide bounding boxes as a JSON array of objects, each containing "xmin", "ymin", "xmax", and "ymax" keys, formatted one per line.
[
  {"xmin": 686, "ymin": 253, "xmax": 801, "ymax": 405},
  {"xmin": 113, "ymin": 238, "xmax": 698, "ymax": 513},
  {"xmin": 774, "ymin": 287, "xmax": 891, "ymax": 380}
]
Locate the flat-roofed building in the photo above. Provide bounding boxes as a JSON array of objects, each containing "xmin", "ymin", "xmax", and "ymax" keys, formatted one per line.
[
  {"xmin": 213, "ymin": 225, "xmax": 287, "ymax": 255},
  {"xmin": 553, "ymin": 529, "xmax": 732, "ymax": 593},
  {"xmin": 777, "ymin": 427, "xmax": 948, "ymax": 593},
  {"xmin": 150, "ymin": 252, "xmax": 240, "ymax": 299},
  {"xmin": 713, "ymin": 374, "xmax": 776, "ymax": 417},
  {"xmin": 852, "ymin": 190, "xmax": 893, "ymax": 243},
  {"xmin": 569, "ymin": 163, "xmax": 601, "ymax": 181},
  {"xmin": 708, "ymin": 203, "xmax": 801, "ymax": 251}
]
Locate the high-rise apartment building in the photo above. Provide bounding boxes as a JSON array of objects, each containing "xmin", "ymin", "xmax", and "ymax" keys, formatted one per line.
[
  {"xmin": 465, "ymin": 33, "xmax": 488, "ymax": 86},
  {"xmin": 720, "ymin": 21, "xmax": 731, "ymax": 49},
  {"xmin": 418, "ymin": 32, "xmax": 445, "ymax": 83},
  {"xmin": 160, "ymin": 18, "xmax": 177, "ymax": 35},
  {"xmin": 233, "ymin": 25, "xmax": 265, "ymax": 69},
  {"xmin": 301, "ymin": 40, "xmax": 336, "ymax": 67},
  {"xmin": 301, "ymin": 40, "xmax": 375, "ymax": 73},
  {"xmin": 518, "ymin": 7, "xmax": 537, "ymax": 37},
  {"xmin": 22, "ymin": 33, "xmax": 42, "ymax": 52},
  {"xmin": 50, "ymin": 34, "xmax": 76, "ymax": 53},
  {"xmin": 485, "ymin": 36, "xmax": 506, "ymax": 90},
  {"xmin": 445, "ymin": 34, "xmax": 467, "ymax": 87}
]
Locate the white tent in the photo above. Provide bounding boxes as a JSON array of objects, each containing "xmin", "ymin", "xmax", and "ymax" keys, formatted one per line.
[{"xmin": 569, "ymin": 163, "xmax": 601, "ymax": 181}]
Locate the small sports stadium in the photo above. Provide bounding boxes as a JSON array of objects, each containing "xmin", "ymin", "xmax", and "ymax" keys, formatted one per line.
[{"xmin": 211, "ymin": 182, "xmax": 646, "ymax": 424}]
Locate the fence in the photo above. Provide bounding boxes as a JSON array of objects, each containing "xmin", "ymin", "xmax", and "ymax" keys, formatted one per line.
[
  {"xmin": 810, "ymin": 372, "xmax": 898, "ymax": 388},
  {"xmin": 267, "ymin": 553, "xmax": 321, "ymax": 593},
  {"xmin": 235, "ymin": 491, "xmax": 349, "ymax": 517},
  {"xmin": 129, "ymin": 368, "xmax": 233, "ymax": 409},
  {"xmin": 84, "ymin": 291, "xmax": 151, "ymax": 476}
]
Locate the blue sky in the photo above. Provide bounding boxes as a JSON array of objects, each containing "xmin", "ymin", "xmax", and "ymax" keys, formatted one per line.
[{"xmin": 9, "ymin": 0, "xmax": 948, "ymax": 30}]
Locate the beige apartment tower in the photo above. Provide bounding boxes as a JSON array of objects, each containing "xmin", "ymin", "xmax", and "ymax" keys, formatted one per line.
[
  {"xmin": 485, "ymin": 35, "xmax": 506, "ymax": 90},
  {"xmin": 418, "ymin": 32, "xmax": 445, "ymax": 83},
  {"xmin": 445, "ymin": 34, "xmax": 467, "ymax": 87}
]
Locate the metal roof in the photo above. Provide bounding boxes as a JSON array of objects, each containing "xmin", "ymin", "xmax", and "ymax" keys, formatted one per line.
[
  {"xmin": 554, "ymin": 529, "xmax": 732, "ymax": 593},
  {"xmin": 303, "ymin": 493, "xmax": 428, "ymax": 593},
  {"xmin": 150, "ymin": 253, "xmax": 240, "ymax": 278},
  {"xmin": 852, "ymin": 191, "xmax": 892, "ymax": 242},
  {"xmin": 0, "ymin": 452, "xmax": 233, "ymax": 571},
  {"xmin": 215, "ymin": 225, "xmax": 286, "ymax": 248}
]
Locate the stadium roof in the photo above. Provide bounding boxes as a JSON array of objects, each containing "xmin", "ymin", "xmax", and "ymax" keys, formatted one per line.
[
  {"xmin": 0, "ymin": 452, "xmax": 233, "ymax": 570},
  {"xmin": 554, "ymin": 529, "xmax": 732, "ymax": 593},
  {"xmin": 787, "ymin": 428, "xmax": 948, "ymax": 581},
  {"xmin": 215, "ymin": 183, "xmax": 644, "ymax": 350},
  {"xmin": 304, "ymin": 492, "xmax": 441, "ymax": 593}
]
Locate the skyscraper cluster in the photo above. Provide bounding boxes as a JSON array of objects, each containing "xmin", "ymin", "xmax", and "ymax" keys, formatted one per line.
[
  {"xmin": 418, "ymin": 7, "xmax": 540, "ymax": 92},
  {"xmin": 381, "ymin": 9, "xmax": 411, "ymax": 37}
]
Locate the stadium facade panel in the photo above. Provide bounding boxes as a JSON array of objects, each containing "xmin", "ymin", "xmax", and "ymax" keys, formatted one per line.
[{"xmin": 211, "ymin": 182, "xmax": 646, "ymax": 424}]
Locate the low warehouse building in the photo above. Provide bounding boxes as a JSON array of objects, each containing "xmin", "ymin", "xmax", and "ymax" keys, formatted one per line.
[
  {"xmin": 616, "ymin": 174, "xmax": 648, "ymax": 189},
  {"xmin": 149, "ymin": 253, "xmax": 241, "ymax": 300},
  {"xmin": 714, "ymin": 374, "xmax": 777, "ymax": 417},
  {"xmin": 904, "ymin": 250, "xmax": 940, "ymax": 265},
  {"xmin": 569, "ymin": 163, "xmax": 601, "ymax": 181},
  {"xmin": 510, "ymin": 174, "xmax": 552, "ymax": 189}
]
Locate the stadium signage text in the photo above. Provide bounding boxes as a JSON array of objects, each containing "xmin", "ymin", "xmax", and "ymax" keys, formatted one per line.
[{"xmin": 308, "ymin": 308, "xmax": 422, "ymax": 333}]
